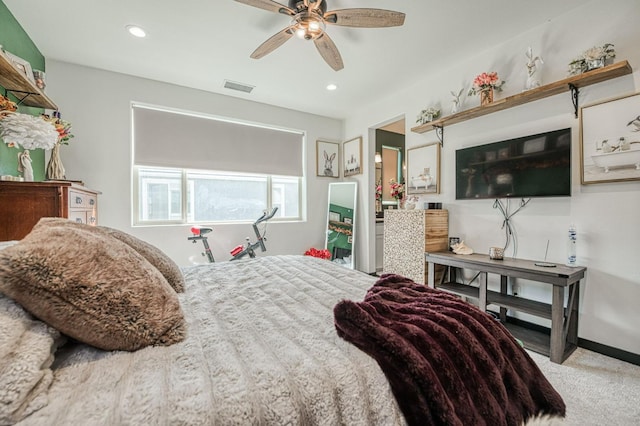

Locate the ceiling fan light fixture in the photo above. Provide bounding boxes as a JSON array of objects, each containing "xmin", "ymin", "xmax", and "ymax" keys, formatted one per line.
[{"xmin": 291, "ymin": 12, "xmax": 325, "ymax": 40}]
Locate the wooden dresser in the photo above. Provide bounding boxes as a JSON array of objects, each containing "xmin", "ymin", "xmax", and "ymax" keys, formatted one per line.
[
  {"xmin": 383, "ymin": 209, "xmax": 449, "ymax": 284},
  {"xmin": 0, "ymin": 181, "xmax": 99, "ymax": 240}
]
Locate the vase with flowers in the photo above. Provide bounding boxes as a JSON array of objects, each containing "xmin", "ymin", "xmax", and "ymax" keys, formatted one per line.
[
  {"xmin": 389, "ymin": 179, "xmax": 405, "ymax": 209},
  {"xmin": 468, "ymin": 72, "xmax": 505, "ymax": 106},
  {"xmin": 42, "ymin": 112, "xmax": 74, "ymax": 180}
]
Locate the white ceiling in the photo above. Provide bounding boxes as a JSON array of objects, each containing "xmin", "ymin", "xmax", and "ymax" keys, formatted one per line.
[{"xmin": 5, "ymin": 0, "xmax": 592, "ymax": 120}]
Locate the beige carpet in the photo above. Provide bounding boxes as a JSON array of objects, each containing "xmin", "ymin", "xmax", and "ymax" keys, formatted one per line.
[{"xmin": 529, "ymin": 348, "xmax": 640, "ymax": 425}]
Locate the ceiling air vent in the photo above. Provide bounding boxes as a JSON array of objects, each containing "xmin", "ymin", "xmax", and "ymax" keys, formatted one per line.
[{"xmin": 223, "ymin": 80, "xmax": 255, "ymax": 93}]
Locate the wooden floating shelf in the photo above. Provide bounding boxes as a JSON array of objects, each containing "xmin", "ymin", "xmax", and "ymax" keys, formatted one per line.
[
  {"xmin": 0, "ymin": 50, "xmax": 57, "ymax": 110},
  {"xmin": 411, "ymin": 60, "xmax": 633, "ymax": 134}
]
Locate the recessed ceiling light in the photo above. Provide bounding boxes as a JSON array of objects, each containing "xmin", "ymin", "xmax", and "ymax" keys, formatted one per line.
[
  {"xmin": 126, "ymin": 25, "xmax": 146, "ymax": 38},
  {"xmin": 326, "ymin": 83, "xmax": 337, "ymax": 91}
]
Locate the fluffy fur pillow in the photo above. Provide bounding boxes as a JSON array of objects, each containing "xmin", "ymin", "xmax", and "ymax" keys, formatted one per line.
[
  {"xmin": 29, "ymin": 218, "xmax": 185, "ymax": 293},
  {"xmin": 0, "ymin": 219, "xmax": 187, "ymax": 351},
  {"xmin": 98, "ymin": 225, "xmax": 185, "ymax": 293},
  {"xmin": 0, "ymin": 287, "xmax": 64, "ymax": 424}
]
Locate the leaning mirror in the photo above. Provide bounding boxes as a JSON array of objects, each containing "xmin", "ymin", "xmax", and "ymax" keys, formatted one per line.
[
  {"xmin": 325, "ymin": 182, "xmax": 357, "ymax": 269},
  {"xmin": 406, "ymin": 142, "xmax": 441, "ymax": 194}
]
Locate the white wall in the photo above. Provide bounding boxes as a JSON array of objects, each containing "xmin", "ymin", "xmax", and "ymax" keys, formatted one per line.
[
  {"xmin": 45, "ymin": 61, "xmax": 343, "ymax": 266},
  {"xmin": 345, "ymin": 0, "xmax": 640, "ymax": 355}
]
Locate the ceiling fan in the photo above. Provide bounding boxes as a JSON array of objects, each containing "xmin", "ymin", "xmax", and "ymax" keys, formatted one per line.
[{"xmin": 235, "ymin": 0, "xmax": 406, "ymax": 71}]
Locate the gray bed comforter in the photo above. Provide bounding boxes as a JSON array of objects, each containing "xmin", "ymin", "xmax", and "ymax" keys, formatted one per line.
[{"xmin": 19, "ymin": 255, "xmax": 405, "ymax": 425}]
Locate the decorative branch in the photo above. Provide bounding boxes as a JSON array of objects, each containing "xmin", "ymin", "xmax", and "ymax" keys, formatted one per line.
[{"xmin": 493, "ymin": 198, "xmax": 531, "ymax": 258}]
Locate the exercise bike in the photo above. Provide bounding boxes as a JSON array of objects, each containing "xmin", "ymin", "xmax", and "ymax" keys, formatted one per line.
[{"xmin": 188, "ymin": 207, "xmax": 278, "ymax": 263}]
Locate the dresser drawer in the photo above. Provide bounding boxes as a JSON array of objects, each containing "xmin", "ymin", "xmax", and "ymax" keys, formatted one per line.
[
  {"xmin": 68, "ymin": 210, "xmax": 88, "ymax": 225},
  {"xmin": 68, "ymin": 190, "xmax": 97, "ymax": 210},
  {"xmin": 68, "ymin": 210, "xmax": 98, "ymax": 226}
]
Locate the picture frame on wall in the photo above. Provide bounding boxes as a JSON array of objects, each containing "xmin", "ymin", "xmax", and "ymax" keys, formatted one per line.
[
  {"xmin": 406, "ymin": 142, "xmax": 441, "ymax": 194},
  {"xmin": 343, "ymin": 136, "xmax": 362, "ymax": 177},
  {"xmin": 580, "ymin": 92, "xmax": 640, "ymax": 184},
  {"xmin": 3, "ymin": 51, "xmax": 36, "ymax": 85},
  {"xmin": 316, "ymin": 139, "xmax": 340, "ymax": 178}
]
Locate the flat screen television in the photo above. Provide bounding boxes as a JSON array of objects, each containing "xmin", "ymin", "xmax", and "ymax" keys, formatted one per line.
[{"xmin": 455, "ymin": 128, "xmax": 571, "ymax": 200}]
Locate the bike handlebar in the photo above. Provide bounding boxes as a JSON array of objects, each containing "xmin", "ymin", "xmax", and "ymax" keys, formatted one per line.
[{"xmin": 256, "ymin": 207, "xmax": 278, "ymax": 224}]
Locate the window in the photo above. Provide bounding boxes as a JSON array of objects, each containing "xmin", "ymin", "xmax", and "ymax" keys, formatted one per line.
[
  {"xmin": 132, "ymin": 103, "xmax": 305, "ymax": 225},
  {"xmin": 135, "ymin": 167, "xmax": 300, "ymax": 224}
]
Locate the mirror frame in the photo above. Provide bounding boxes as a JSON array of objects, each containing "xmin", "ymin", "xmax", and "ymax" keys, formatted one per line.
[
  {"xmin": 325, "ymin": 182, "xmax": 358, "ymax": 269},
  {"xmin": 406, "ymin": 142, "xmax": 441, "ymax": 194}
]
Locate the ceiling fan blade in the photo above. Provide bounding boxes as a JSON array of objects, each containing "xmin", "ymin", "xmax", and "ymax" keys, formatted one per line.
[
  {"xmin": 250, "ymin": 27, "xmax": 294, "ymax": 59},
  {"xmin": 313, "ymin": 33, "xmax": 344, "ymax": 71},
  {"xmin": 234, "ymin": 0, "xmax": 294, "ymax": 16},
  {"xmin": 325, "ymin": 9, "xmax": 406, "ymax": 28}
]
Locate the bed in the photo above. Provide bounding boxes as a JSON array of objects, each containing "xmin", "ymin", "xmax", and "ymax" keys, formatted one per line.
[{"xmin": 0, "ymin": 219, "xmax": 564, "ymax": 425}]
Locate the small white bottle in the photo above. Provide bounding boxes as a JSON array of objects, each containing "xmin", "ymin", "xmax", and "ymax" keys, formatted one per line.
[{"xmin": 566, "ymin": 224, "xmax": 577, "ymax": 267}]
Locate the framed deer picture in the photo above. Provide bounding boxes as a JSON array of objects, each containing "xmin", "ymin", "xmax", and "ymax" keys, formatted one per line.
[
  {"xmin": 316, "ymin": 139, "xmax": 340, "ymax": 178},
  {"xmin": 343, "ymin": 136, "xmax": 362, "ymax": 177}
]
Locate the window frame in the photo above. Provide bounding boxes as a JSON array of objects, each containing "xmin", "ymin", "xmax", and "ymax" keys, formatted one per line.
[{"xmin": 133, "ymin": 166, "xmax": 302, "ymax": 226}]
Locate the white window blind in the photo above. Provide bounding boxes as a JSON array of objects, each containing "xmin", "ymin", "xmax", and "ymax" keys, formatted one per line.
[{"xmin": 132, "ymin": 104, "xmax": 304, "ymax": 176}]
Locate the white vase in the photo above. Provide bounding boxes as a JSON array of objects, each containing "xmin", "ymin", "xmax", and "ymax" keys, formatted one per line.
[{"xmin": 46, "ymin": 143, "xmax": 66, "ymax": 180}]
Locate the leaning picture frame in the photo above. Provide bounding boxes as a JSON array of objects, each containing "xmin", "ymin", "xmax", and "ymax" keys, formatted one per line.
[
  {"xmin": 406, "ymin": 142, "xmax": 441, "ymax": 194},
  {"xmin": 316, "ymin": 139, "xmax": 340, "ymax": 178},
  {"xmin": 580, "ymin": 92, "xmax": 640, "ymax": 184},
  {"xmin": 343, "ymin": 136, "xmax": 362, "ymax": 177},
  {"xmin": 3, "ymin": 51, "xmax": 36, "ymax": 85}
]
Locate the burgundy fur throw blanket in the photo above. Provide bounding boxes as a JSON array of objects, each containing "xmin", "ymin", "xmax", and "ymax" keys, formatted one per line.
[{"xmin": 334, "ymin": 274, "xmax": 565, "ymax": 426}]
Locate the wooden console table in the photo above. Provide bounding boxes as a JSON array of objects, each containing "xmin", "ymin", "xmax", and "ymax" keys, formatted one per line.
[{"xmin": 425, "ymin": 251, "xmax": 586, "ymax": 364}]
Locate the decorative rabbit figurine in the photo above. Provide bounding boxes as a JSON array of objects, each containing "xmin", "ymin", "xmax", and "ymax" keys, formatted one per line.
[
  {"xmin": 450, "ymin": 88, "xmax": 464, "ymax": 114},
  {"xmin": 323, "ymin": 150, "xmax": 336, "ymax": 177},
  {"xmin": 525, "ymin": 47, "xmax": 544, "ymax": 90}
]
